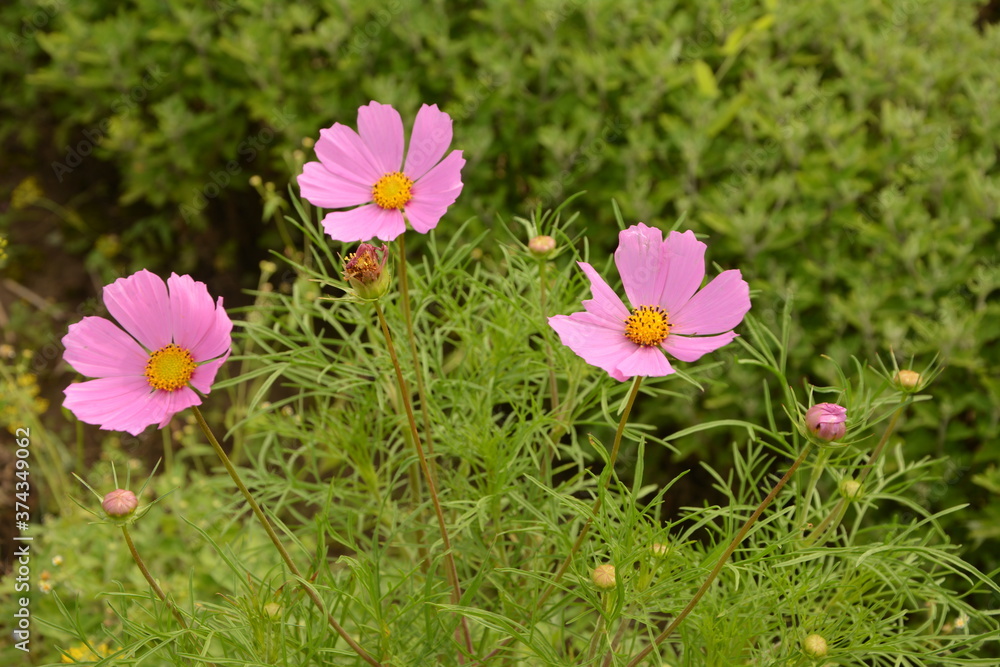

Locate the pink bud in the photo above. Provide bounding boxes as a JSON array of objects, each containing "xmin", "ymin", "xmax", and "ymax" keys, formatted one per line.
[
  {"xmin": 805, "ymin": 403, "xmax": 847, "ymax": 442},
  {"xmin": 528, "ymin": 235, "xmax": 556, "ymax": 257},
  {"xmin": 102, "ymin": 489, "xmax": 138, "ymax": 518}
]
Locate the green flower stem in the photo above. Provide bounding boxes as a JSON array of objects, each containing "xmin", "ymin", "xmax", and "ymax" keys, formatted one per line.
[
  {"xmin": 796, "ymin": 447, "xmax": 830, "ymax": 530},
  {"xmin": 805, "ymin": 400, "xmax": 909, "ymax": 546},
  {"xmin": 625, "ymin": 443, "xmax": 814, "ymax": 667},
  {"xmin": 373, "ymin": 303, "xmax": 473, "ymax": 658},
  {"xmin": 190, "ymin": 405, "xmax": 383, "ymax": 667},
  {"xmin": 536, "ymin": 376, "xmax": 643, "ymax": 611},
  {"xmin": 601, "ymin": 615, "xmax": 634, "ymax": 667},
  {"xmin": 121, "ymin": 526, "xmax": 187, "ymax": 629},
  {"xmin": 538, "ymin": 258, "xmax": 560, "ymax": 485},
  {"xmin": 396, "ymin": 235, "xmax": 437, "ymax": 468}
]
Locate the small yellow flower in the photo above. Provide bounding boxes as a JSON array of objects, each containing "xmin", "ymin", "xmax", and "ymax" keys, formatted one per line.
[{"xmin": 61, "ymin": 641, "xmax": 113, "ymax": 662}]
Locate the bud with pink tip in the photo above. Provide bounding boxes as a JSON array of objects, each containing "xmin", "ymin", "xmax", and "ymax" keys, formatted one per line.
[
  {"xmin": 102, "ymin": 489, "xmax": 138, "ymax": 518},
  {"xmin": 528, "ymin": 235, "xmax": 556, "ymax": 258},
  {"xmin": 804, "ymin": 403, "xmax": 847, "ymax": 443},
  {"xmin": 592, "ymin": 563, "xmax": 616, "ymax": 589}
]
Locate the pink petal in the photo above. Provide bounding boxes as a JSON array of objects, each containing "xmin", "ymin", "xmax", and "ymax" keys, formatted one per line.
[
  {"xmin": 548, "ymin": 312, "xmax": 637, "ymax": 382},
  {"xmin": 167, "ymin": 275, "xmax": 232, "ymax": 361},
  {"xmin": 315, "ymin": 124, "xmax": 383, "ymax": 185},
  {"xmin": 198, "ymin": 297, "xmax": 233, "ymax": 361},
  {"xmin": 662, "ymin": 331, "xmax": 738, "ymax": 362},
  {"xmin": 671, "ymin": 269, "xmax": 750, "ymax": 335},
  {"xmin": 321, "ymin": 204, "xmax": 406, "ymax": 242},
  {"xmin": 190, "ymin": 350, "xmax": 230, "ymax": 394},
  {"xmin": 102, "ymin": 270, "xmax": 171, "ymax": 351},
  {"xmin": 64, "ymin": 376, "xmax": 158, "ymax": 436},
  {"xmin": 150, "ymin": 387, "xmax": 202, "ymax": 429},
  {"xmin": 410, "ymin": 150, "xmax": 464, "ymax": 200},
  {"xmin": 404, "ymin": 151, "xmax": 466, "ymax": 233},
  {"xmin": 658, "ymin": 231, "xmax": 707, "ymax": 314},
  {"xmin": 613, "ymin": 345, "xmax": 675, "ymax": 378},
  {"xmin": 62, "ymin": 316, "xmax": 147, "ymax": 378},
  {"xmin": 615, "ymin": 223, "xmax": 667, "ymax": 308},
  {"xmin": 357, "ymin": 101, "xmax": 404, "ymax": 175},
  {"xmin": 404, "ymin": 104, "xmax": 454, "ymax": 181},
  {"xmin": 297, "ymin": 161, "xmax": 374, "ymax": 209},
  {"xmin": 577, "ymin": 262, "xmax": 630, "ymax": 329},
  {"xmin": 403, "ymin": 196, "xmax": 449, "ymax": 234}
]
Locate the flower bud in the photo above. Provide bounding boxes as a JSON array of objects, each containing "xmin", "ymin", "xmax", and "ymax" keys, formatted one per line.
[
  {"xmin": 263, "ymin": 602, "xmax": 282, "ymax": 619},
  {"xmin": 249, "ymin": 175, "xmax": 263, "ymax": 188},
  {"xmin": 102, "ymin": 489, "xmax": 138, "ymax": 518},
  {"xmin": 839, "ymin": 478, "xmax": 862, "ymax": 501},
  {"xmin": 804, "ymin": 403, "xmax": 847, "ymax": 443},
  {"xmin": 650, "ymin": 543, "xmax": 671, "ymax": 558},
  {"xmin": 802, "ymin": 633, "xmax": 828, "ymax": 657},
  {"xmin": 894, "ymin": 369, "xmax": 921, "ymax": 391},
  {"xmin": 591, "ymin": 563, "xmax": 616, "ymax": 589},
  {"xmin": 528, "ymin": 235, "xmax": 556, "ymax": 258},
  {"xmin": 342, "ymin": 243, "xmax": 390, "ymax": 300}
]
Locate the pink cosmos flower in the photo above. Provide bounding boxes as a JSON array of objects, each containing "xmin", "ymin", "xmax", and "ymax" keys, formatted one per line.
[
  {"xmin": 548, "ymin": 224, "xmax": 750, "ymax": 381},
  {"xmin": 62, "ymin": 270, "xmax": 232, "ymax": 436},
  {"xmin": 297, "ymin": 101, "xmax": 465, "ymax": 243}
]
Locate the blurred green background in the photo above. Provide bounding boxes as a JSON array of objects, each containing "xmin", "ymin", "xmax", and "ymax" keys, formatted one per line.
[{"xmin": 2, "ymin": 0, "xmax": 999, "ymax": 627}]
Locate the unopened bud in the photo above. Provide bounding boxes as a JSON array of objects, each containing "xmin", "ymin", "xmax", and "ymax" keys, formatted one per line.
[
  {"xmin": 895, "ymin": 370, "xmax": 921, "ymax": 391},
  {"xmin": 839, "ymin": 479, "xmax": 863, "ymax": 501},
  {"xmin": 343, "ymin": 243, "xmax": 390, "ymax": 300},
  {"xmin": 650, "ymin": 543, "xmax": 671, "ymax": 558},
  {"xmin": 102, "ymin": 489, "xmax": 138, "ymax": 518},
  {"xmin": 249, "ymin": 175, "xmax": 263, "ymax": 188},
  {"xmin": 804, "ymin": 403, "xmax": 847, "ymax": 443},
  {"xmin": 591, "ymin": 563, "xmax": 616, "ymax": 589},
  {"xmin": 528, "ymin": 235, "xmax": 556, "ymax": 257},
  {"xmin": 802, "ymin": 633, "xmax": 828, "ymax": 657}
]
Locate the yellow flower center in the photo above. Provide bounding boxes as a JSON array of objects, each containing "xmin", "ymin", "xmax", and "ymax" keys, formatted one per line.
[
  {"xmin": 624, "ymin": 305, "xmax": 671, "ymax": 346},
  {"xmin": 371, "ymin": 171, "xmax": 414, "ymax": 210},
  {"xmin": 144, "ymin": 344, "xmax": 196, "ymax": 391}
]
